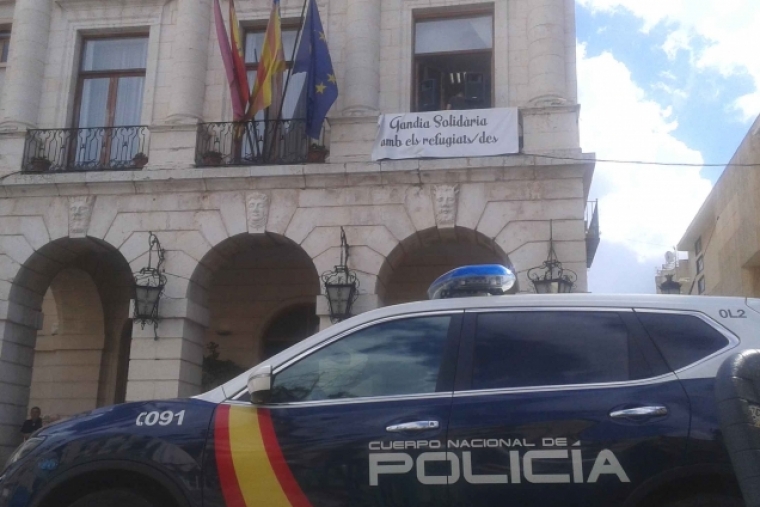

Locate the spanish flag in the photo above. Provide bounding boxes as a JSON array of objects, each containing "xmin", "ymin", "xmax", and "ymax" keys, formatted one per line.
[
  {"xmin": 215, "ymin": 405, "xmax": 313, "ymax": 507},
  {"xmin": 248, "ymin": 0, "xmax": 287, "ymax": 119}
]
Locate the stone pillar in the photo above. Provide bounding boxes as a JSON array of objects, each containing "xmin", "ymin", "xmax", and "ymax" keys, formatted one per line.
[
  {"xmin": 0, "ymin": 0, "xmax": 52, "ymax": 129},
  {"xmin": 329, "ymin": 0, "xmax": 381, "ymax": 162},
  {"xmin": 0, "ymin": 306, "xmax": 44, "ymax": 462},
  {"xmin": 316, "ymin": 293, "xmax": 381, "ymax": 331},
  {"xmin": 166, "ymin": 0, "xmax": 211, "ymax": 124},
  {"xmin": 527, "ymin": 0, "xmax": 566, "ymax": 107},
  {"xmin": 148, "ymin": 0, "xmax": 211, "ymax": 170},
  {"xmin": 341, "ymin": 0, "xmax": 381, "ymax": 116},
  {"xmin": 125, "ymin": 316, "xmax": 206, "ymax": 400}
]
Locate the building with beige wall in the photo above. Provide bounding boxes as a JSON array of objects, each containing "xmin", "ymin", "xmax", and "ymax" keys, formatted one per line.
[
  {"xmin": 677, "ymin": 114, "xmax": 760, "ymax": 297},
  {"xmin": 0, "ymin": 0, "xmax": 597, "ymax": 459}
]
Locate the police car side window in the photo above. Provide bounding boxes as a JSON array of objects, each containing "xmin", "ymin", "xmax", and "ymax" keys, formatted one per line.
[
  {"xmin": 472, "ymin": 312, "xmax": 640, "ymax": 390},
  {"xmin": 636, "ymin": 312, "xmax": 729, "ymax": 371},
  {"xmin": 270, "ymin": 316, "xmax": 452, "ymax": 403}
]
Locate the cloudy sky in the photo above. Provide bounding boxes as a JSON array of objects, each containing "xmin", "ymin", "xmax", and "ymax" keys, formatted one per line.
[{"xmin": 576, "ymin": 1, "xmax": 760, "ymax": 293}]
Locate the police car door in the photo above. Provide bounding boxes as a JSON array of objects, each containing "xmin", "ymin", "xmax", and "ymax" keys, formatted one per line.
[
  {"xmin": 446, "ymin": 309, "xmax": 690, "ymax": 507},
  {"xmin": 213, "ymin": 313, "xmax": 462, "ymax": 507}
]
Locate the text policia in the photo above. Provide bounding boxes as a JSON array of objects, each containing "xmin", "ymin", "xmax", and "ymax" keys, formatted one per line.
[{"xmin": 368, "ymin": 438, "xmax": 630, "ymax": 486}]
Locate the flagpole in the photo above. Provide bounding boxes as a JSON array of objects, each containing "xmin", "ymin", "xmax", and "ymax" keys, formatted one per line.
[
  {"xmin": 247, "ymin": 48, "xmax": 262, "ymax": 161},
  {"xmin": 264, "ymin": 0, "xmax": 310, "ymax": 161},
  {"xmin": 274, "ymin": 0, "xmax": 310, "ymax": 125}
]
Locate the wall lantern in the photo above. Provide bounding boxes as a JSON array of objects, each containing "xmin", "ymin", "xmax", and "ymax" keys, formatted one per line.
[
  {"xmin": 528, "ymin": 220, "xmax": 577, "ymax": 294},
  {"xmin": 133, "ymin": 232, "xmax": 167, "ymax": 339},
  {"xmin": 659, "ymin": 274, "xmax": 682, "ymax": 295},
  {"xmin": 321, "ymin": 227, "xmax": 359, "ymax": 323}
]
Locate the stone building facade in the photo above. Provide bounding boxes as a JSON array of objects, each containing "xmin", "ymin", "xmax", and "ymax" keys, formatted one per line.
[
  {"xmin": 677, "ymin": 114, "xmax": 760, "ymax": 297},
  {"xmin": 0, "ymin": 0, "xmax": 596, "ymax": 458}
]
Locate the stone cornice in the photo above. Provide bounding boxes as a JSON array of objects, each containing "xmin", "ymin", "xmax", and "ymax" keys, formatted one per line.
[
  {"xmin": 520, "ymin": 104, "xmax": 582, "ymax": 115},
  {"xmin": 0, "ymin": 152, "xmax": 597, "ymax": 198},
  {"xmin": 55, "ymin": 0, "xmax": 173, "ymax": 9}
]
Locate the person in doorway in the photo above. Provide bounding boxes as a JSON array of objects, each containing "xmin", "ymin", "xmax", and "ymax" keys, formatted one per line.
[{"xmin": 20, "ymin": 406, "xmax": 43, "ymax": 440}]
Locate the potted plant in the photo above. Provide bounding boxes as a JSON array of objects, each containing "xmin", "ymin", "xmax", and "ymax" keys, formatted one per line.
[
  {"xmin": 132, "ymin": 152, "xmax": 149, "ymax": 168},
  {"xmin": 202, "ymin": 342, "xmax": 247, "ymax": 391},
  {"xmin": 307, "ymin": 143, "xmax": 328, "ymax": 163},
  {"xmin": 202, "ymin": 150, "xmax": 224, "ymax": 166},
  {"xmin": 28, "ymin": 156, "xmax": 52, "ymax": 173}
]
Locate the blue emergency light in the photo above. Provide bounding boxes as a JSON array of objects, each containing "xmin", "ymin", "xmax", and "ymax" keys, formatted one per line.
[{"xmin": 427, "ymin": 264, "xmax": 516, "ymax": 300}]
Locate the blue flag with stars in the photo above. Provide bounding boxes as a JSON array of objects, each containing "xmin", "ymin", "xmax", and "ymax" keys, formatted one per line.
[{"xmin": 293, "ymin": 0, "xmax": 337, "ymax": 140}]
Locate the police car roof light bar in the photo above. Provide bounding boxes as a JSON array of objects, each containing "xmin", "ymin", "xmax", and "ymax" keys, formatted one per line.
[{"xmin": 427, "ymin": 264, "xmax": 517, "ymax": 300}]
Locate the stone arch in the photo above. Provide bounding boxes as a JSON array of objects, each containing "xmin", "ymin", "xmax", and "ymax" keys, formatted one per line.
[
  {"xmin": 0, "ymin": 237, "xmax": 133, "ymax": 457},
  {"xmin": 378, "ymin": 226, "xmax": 516, "ymax": 306},
  {"xmin": 188, "ymin": 233, "xmax": 321, "ymax": 387}
]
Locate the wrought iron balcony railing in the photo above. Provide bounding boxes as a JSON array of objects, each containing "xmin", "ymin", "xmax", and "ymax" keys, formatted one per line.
[
  {"xmin": 22, "ymin": 126, "xmax": 150, "ymax": 173},
  {"xmin": 196, "ymin": 118, "xmax": 325, "ymax": 167}
]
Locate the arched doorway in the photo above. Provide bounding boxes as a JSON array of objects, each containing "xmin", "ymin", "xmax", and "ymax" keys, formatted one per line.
[
  {"xmin": 261, "ymin": 303, "xmax": 320, "ymax": 359},
  {"xmin": 199, "ymin": 234, "xmax": 320, "ymax": 390},
  {"xmin": 380, "ymin": 228, "xmax": 515, "ymax": 305},
  {"xmin": 2, "ymin": 237, "xmax": 133, "ymax": 433}
]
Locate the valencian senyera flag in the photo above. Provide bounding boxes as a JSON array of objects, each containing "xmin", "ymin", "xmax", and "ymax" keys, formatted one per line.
[
  {"xmin": 293, "ymin": 0, "xmax": 338, "ymax": 140},
  {"xmin": 229, "ymin": 0, "xmax": 250, "ymax": 111},
  {"xmin": 249, "ymin": 0, "xmax": 287, "ymax": 119},
  {"xmin": 213, "ymin": 0, "xmax": 245, "ymax": 120}
]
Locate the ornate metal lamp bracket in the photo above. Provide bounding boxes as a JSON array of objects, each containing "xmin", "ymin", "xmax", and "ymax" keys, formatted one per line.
[
  {"xmin": 133, "ymin": 232, "xmax": 167, "ymax": 339},
  {"xmin": 527, "ymin": 220, "xmax": 577, "ymax": 294},
  {"xmin": 321, "ymin": 227, "xmax": 360, "ymax": 323}
]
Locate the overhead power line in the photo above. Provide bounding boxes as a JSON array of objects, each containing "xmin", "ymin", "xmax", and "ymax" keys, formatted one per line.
[{"xmin": 524, "ymin": 153, "xmax": 760, "ymax": 168}]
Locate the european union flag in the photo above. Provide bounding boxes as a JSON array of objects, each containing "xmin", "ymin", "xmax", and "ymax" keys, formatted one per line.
[{"xmin": 293, "ymin": 0, "xmax": 337, "ymax": 140}]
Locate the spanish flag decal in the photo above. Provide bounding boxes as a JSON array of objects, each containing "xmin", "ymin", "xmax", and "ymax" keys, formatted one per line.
[{"xmin": 215, "ymin": 405, "xmax": 313, "ymax": 507}]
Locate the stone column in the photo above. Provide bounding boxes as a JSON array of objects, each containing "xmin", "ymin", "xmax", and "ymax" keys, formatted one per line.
[
  {"xmin": 0, "ymin": 0, "xmax": 52, "ymax": 128},
  {"xmin": 0, "ymin": 305, "xmax": 44, "ymax": 462},
  {"xmin": 341, "ymin": 0, "xmax": 381, "ymax": 116},
  {"xmin": 527, "ymin": 0, "xmax": 566, "ymax": 107},
  {"xmin": 166, "ymin": 0, "xmax": 211, "ymax": 124},
  {"xmin": 316, "ymin": 294, "xmax": 381, "ymax": 331},
  {"xmin": 329, "ymin": 0, "xmax": 381, "ymax": 162},
  {"xmin": 148, "ymin": 0, "xmax": 211, "ymax": 170},
  {"xmin": 125, "ymin": 316, "xmax": 206, "ymax": 401}
]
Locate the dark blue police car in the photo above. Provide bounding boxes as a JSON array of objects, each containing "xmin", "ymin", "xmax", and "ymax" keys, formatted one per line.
[{"xmin": 1, "ymin": 266, "xmax": 756, "ymax": 507}]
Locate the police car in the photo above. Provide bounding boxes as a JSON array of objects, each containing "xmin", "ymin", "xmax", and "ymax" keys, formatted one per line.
[{"xmin": 1, "ymin": 265, "xmax": 757, "ymax": 507}]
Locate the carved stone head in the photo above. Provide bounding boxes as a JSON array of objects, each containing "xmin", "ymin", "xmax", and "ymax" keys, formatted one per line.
[
  {"xmin": 68, "ymin": 196, "xmax": 96, "ymax": 236},
  {"xmin": 246, "ymin": 192, "xmax": 270, "ymax": 233},
  {"xmin": 433, "ymin": 185, "xmax": 459, "ymax": 227}
]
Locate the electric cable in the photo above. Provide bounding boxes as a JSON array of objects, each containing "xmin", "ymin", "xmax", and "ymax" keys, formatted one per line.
[{"xmin": 523, "ymin": 153, "xmax": 760, "ymax": 168}]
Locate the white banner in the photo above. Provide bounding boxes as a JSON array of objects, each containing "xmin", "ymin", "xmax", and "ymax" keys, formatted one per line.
[{"xmin": 371, "ymin": 108, "xmax": 519, "ymax": 161}]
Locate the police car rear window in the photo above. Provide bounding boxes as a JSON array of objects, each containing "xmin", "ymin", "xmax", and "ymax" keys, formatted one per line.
[
  {"xmin": 471, "ymin": 312, "xmax": 642, "ymax": 390},
  {"xmin": 636, "ymin": 312, "xmax": 729, "ymax": 371}
]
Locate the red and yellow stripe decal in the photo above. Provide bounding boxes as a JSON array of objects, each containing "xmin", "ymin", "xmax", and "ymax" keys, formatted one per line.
[{"xmin": 215, "ymin": 405, "xmax": 313, "ymax": 507}]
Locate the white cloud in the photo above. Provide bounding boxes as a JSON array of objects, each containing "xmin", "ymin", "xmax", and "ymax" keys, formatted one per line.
[
  {"xmin": 651, "ymin": 81, "xmax": 688, "ymax": 102},
  {"xmin": 578, "ymin": 44, "xmax": 713, "ymax": 265},
  {"xmin": 662, "ymin": 30, "xmax": 692, "ymax": 61},
  {"xmin": 577, "ymin": 0, "xmax": 760, "ymax": 121}
]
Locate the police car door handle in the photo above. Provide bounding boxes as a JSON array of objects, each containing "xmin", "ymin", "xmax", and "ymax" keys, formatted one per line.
[
  {"xmin": 386, "ymin": 421, "xmax": 440, "ymax": 432},
  {"xmin": 609, "ymin": 406, "xmax": 668, "ymax": 419}
]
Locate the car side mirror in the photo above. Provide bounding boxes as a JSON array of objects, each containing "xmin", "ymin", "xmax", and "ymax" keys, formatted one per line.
[{"xmin": 247, "ymin": 365, "xmax": 272, "ymax": 404}]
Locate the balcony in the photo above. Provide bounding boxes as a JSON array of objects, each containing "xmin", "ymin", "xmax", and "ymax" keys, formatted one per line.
[
  {"xmin": 22, "ymin": 126, "xmax": 150, "ymax": 173},
  {"xmin": 196, "ymin": 118, "xmax": 325, "ymax": 167},
  {"xmin": 585, "ymin": 199, "xmax": 600, "ymax": 268}
]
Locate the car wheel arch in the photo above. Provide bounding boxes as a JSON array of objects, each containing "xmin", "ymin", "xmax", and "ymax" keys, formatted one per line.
[
  {"xmin": 30, "ymin": 459, "xmax": 192, "ymax": 507},
  {"xmin": 622, "ymin": 464, "xmax": 741, "ymax": 507}
]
